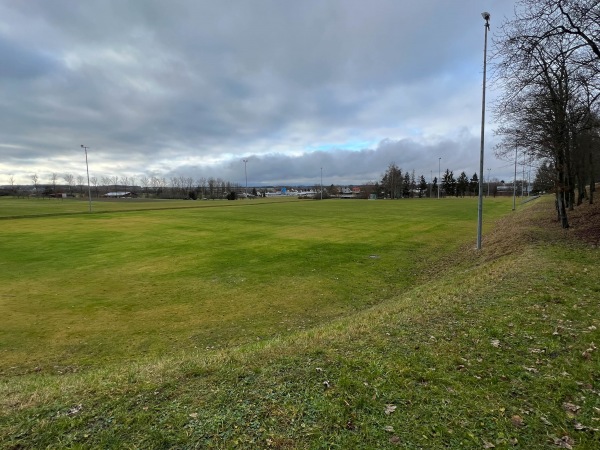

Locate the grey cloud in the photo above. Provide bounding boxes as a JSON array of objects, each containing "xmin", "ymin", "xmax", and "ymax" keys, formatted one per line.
[
  {"xmin": 0, "ymin": 1, "xmax": 518, "ymax": 184},
  {"xmin": 162, "ymin": 135, "xmax": 482, "ymax": 187}
]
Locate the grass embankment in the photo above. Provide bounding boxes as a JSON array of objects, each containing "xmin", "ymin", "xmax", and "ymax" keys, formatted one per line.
[{"xmin": 2, "ymin": 197, "xmax": 599, "ymax": 449}]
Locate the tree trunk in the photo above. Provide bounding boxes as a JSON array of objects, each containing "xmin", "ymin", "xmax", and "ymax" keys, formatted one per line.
[
  {"xmin": 590, "ymin": 150, "xmax": 595, "ymax": 205},
  {"xmin": 556, "ymin": 158, "xmax": 570, "ymax": 228}
]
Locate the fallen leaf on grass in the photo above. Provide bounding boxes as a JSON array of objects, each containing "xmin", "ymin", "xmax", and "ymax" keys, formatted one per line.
[
  {"xmin": 511, "ymin": 415, "xmax": 525, "ymax": 427},
  {"xmin": 67, "ymin": 404, "xmax": 83, "ymax": 416},
  {"xmin": 582, "ymin": 343, "xmax": 597, "ymax": 359},
  {"xmin": 389, "ymin": 435, "xmax": 401, "ymax": 445},
  {"xmin": 384, "ymin": 404, "xmax": 397, "ymax": 415},
  {"xmin": 562, "ymin": 402, "xmax": 581, "ymax": 418},
  {"xmin": 483, "ymin": 441, "xmax": 495, "ymax": 448},
  {"xmin": 573, "ymin": 422, "xmax": 599, "ymax": 432},
  {"xmin": 383, "ymin": 425, "xmax": 394, "ymax": 432},
  {"xmin": 529, "ymin": 348, "xmax": 545, "ymax": 354},
  {"xmin": 189, "ymin": 413, "xmax": 198, "ymax": 419},
  {"xmin": 491, "ymin": 339, "xmax": 501, "ymax": 348},
  {"xmin": 541, "ymin": 416, "xmax": 553, "ymax": 426},
  {"xmin": 552, "ymin": 435, "xmax": 574, "ymax": 449}
]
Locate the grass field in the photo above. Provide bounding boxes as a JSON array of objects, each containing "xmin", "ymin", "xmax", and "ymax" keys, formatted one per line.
[
  {"xmin": 0, "ymin": 196, "xmax": 295, "ymax": 219},
  {"xmin": 0, "ymin": 196, "xmax": 505, "ymax": 374},
  {"xmin": 1, "ymin": 196, "xmax": 599, "ymax": 449}
]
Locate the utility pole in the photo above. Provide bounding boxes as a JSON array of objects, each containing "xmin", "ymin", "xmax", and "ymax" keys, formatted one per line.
[
  {"xmin": 81, "ymin": 145, "xmax": 92, "ymax": 213},
  {"xmin": 476, "ymin": 11, "xmax": 490, "ymax": 250},
  {"xmin": 242, "ymin": 159, "xmax": 248, "ymax": 196},
  {"xmin": 320, "ymin": 167, "xmax": 323, "ymax": 200},
  {"xmin": 513, "ymin": 142, "xmax": 517, "ymax": 211},
  {"xmin": 438, "ymin": 157, "xmax": 441, "ymax": 199}
]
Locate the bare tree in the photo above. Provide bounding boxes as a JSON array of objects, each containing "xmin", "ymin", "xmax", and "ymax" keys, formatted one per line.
[
  {"xmin": 140, "ymin": 175, "xmax": 150, "ymax": 197},
  {"xmin": 207, "ymin": 177, "xmax": 216, "ymax": 199},
  {"xmin": 101, "ymin": 176, "xmax": 112, "ymax": 195},
  {"xmin": 50, "ymin": 173, "xmax": 58, "ymax": 194},
  {"xmin": 129, "ymin": 176, "xmax": 136, "ymax": 194},
  {"xmin": 197, "ymin": 177, "xmax": 207, "ymax": 199},
  {"xmin": 63, "ymin": 173, "xmax": 74, "ymax": 194},
  {"xmin": 90, "ymin": 176, "xmax": 99, "ymax": 197},
  {"xmin": 381, "ymin": 162, "xmax": 402, "ymax": 199},
  {"xmin": 31, "ymin": 174, "xmax": 39, "ymax": 195},
  {"xmin": 77, "ymin": 175, "xmax": 85, "ymax": 194},
  {"xmin": 493, "ymin": 1, "xmax": 600, "ymax": 227},
  {"xmin": 512, "ymin": 0, "xmax": 600, "ymax": 63}
]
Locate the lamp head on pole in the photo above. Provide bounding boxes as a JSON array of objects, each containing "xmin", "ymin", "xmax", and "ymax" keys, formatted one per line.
[{"xmin": 481, "ymin": 11, "xmax": 490, "ymax": 28}]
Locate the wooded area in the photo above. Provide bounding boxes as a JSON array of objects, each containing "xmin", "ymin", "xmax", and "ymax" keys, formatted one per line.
[{"xmin": 493, "ymin": 0, "xmax": 600, "ymax": 228}]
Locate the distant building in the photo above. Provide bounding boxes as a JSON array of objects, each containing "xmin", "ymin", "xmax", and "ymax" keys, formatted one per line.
[{"xmin": 104, "ymin": 191, "xmax": 137, "ymax": 198}]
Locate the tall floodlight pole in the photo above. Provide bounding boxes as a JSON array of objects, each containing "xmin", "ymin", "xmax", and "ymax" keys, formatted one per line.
[
  {"xmin": 438, "ymin": 157, "xmax": 441, "ymax": 199},
  {"xmin": 242, "ymin": 159, "xmax": 248, "ymax": 196},
  {"xmin": 320, "ymin": 167, "xmax": 323, "ymax": 200},
  {"xmin": 527, "ymin": 156, "xmax": 531, "ymax": 197},
  {"xmin": 487, "ymin": 168, "xmax": 491, "ymax": 196},
  {"xmin": 522, "ymin": 154, "xmax": 526, "ymax": 197},
  {"xmin": 81, "ymin": 145, "xmax": 92, "ymax": 213},
  {"xmin": 476, "ymin": 12, "xmax": 490, "ymax": 250},
  {"xmin": 513, "ymin": 143, "xmax": 517, "ymax": 211}
]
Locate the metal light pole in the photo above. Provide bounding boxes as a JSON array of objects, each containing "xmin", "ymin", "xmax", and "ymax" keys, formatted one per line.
[
  {"xmin": 320, "ymin": 167, "xmax": 323, "ymax": 200},
  {"xmin": 513, "ymin": 143, "xmax": 517, "ymax": 211},
  {"xmin": 476, "ymin": 12, "xmax": 490, "ymax": 250},
  {"xmin": 487, "ymin": 168, "xmax": 491, "ymax": 196},
  {"xmin": 438, "ymin": 157, "xmax": 441, "ymax": 199},
  {"xmin": 430, "ymin": 170, "xmax": 433, "ymax": 198},
  {"xmin": 81, "ymin": 145, "xmax": 92, "ymax": 213},
  {"xmin": 522, "ymin": 154, "xmax": 525, "ymax": 197},
  {"xmin": 242, "ymin": 159, "xmax": 248, "ymax": 196}
]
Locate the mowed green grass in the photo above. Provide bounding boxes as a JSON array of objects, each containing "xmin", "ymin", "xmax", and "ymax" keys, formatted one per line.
[
  {"xmin": 0, "ymin": 197, "xmax": 510, "ymax": 374},
  {"xmin": 2, "ymin": 196, "xmax": 600, "ymax": 449},
  {"xmin": 0, "ymin": 196, "xmax": 293, "ymax": 218}
]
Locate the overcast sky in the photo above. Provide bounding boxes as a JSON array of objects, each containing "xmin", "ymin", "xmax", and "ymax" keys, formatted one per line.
[{"xmin": 1, "ymin": 0, "xmax": 523, "ymax": 187}]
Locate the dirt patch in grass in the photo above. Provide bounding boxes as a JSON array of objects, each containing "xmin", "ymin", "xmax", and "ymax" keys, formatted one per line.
[{"xmin": 568, "ymin": 199, "xmax": 600, "ymax": 247}]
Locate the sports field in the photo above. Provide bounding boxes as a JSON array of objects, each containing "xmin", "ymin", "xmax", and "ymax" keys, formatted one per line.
[
  {"xmin": 2, "ymin": 195, "xmax": 599, "ymax": 449},
  {"xmin": 0, "ymin": 196, "xmax": 506, "ymax": 373}
]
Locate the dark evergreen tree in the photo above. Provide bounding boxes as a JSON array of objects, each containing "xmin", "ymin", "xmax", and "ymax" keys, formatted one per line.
[
  {"xmin": 402, "ymin": 172, "xmax": 411, "ymax": 198},
  {"xmin": 469, "ymin": 173, "xmax": 479, "ymax": 196},
  {"xmin": 441, "ymin": 169, "xmax": 455, "ymax": 197},
  {"xmin": 456, "ymin": 171, "xmax": 469, "ymax": 197},
  {"xmin": 418, "ymin": 175, "xmax": 428, "ymax": 198}
]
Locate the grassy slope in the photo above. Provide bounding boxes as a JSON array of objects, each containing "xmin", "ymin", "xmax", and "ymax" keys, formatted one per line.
[{"xmin": 2, "ymin": 197, "xmax": 600, "ymax": 449}]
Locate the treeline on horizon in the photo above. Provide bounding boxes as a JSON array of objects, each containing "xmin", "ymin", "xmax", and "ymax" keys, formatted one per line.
[{"xmin": 1, "ymin": 162, "xmax": 551, "ymax": 200}]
